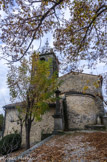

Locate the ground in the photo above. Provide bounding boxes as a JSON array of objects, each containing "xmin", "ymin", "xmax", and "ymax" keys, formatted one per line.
[{"xmin": 0, "ymin": 131, "xmax": 107, "ymax": 162}]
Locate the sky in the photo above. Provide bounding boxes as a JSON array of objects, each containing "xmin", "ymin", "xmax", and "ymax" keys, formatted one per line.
[{"xmin": 0, "ymin": 60, "xmax": 10, "ymax": 113}]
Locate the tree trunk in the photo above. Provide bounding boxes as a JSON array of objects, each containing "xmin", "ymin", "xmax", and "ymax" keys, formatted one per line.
[
  {"xmin": 20, "ymin": 122, "xmax": 23, "ymax": 138},
  {"xmin": 25, "ymin": 119, "xmax": 31, "ymax": 149}
]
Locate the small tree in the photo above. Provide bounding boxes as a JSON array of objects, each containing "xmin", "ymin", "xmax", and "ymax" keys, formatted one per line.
[{"xmin": 7, "ymin": 52, "xmax": 59, "ymax": 149}]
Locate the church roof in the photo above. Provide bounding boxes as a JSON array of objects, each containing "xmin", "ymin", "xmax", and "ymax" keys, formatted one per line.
[
  {"xmin": 59, "ymin": 71, "xmax": 101, "ymax": 78},
  {"xmin": 3, "ymin": 102, "xmax": 24, "ymax": 109},
  {"xmin": 3, "ymin": 102, "xmax": 56, "ymax": 109}
]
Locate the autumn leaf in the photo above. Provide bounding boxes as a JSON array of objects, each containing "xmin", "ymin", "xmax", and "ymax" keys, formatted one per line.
[{"xmin": 83, "ymin": 85, "xmax": 89, "ymax": 93}]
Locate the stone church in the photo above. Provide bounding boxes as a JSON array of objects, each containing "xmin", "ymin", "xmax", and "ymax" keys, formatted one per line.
[{"xmin": 3, "ymin": 49, "xmax": 104, "ymax": 146}]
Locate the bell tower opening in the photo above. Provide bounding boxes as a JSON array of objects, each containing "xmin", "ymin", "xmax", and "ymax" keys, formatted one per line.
[
  {"xmin": 40, "ymin": 57, "xmax": 46, "ymax": 61},
  {"xmin": 39, "ymin": 39, "xmax": 59, "ymax": 77}
]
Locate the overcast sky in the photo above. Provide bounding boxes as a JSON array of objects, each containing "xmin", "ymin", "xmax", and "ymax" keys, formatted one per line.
[{"xmin": 0, "ymin": 60, "xmax": 9, "ymax": 113}]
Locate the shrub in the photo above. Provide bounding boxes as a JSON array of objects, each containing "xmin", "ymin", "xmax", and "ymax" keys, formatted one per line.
[{"xmin": 0, "ymin": 133, "xmax": 21, "ymax": 155}]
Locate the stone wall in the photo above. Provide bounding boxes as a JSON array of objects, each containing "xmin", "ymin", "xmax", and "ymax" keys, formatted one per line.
[
  {"xmin": 66, "ymin": 95, "xmax": 98, "ymax": 129},
  {"xmin": 4, "ymin": 108, "xmax": 20, "ymax": 136},
  {"xmin": 59, "ymin": 72, "xmax": 104, "ymax": 129},
  {"xmin": 59, "ymin": 72, "xmax": 102, "ymax": 95},
  {"xmin": 22, "ymin": 108, "xmax": 55, "ymax": 146},
  {"xmin": 59, "ymin": 72, "xmax": 104, "ymax": 111},
  {"xmin": 4, "ymin": 107, "xmax": 55, "ymax": 146}
]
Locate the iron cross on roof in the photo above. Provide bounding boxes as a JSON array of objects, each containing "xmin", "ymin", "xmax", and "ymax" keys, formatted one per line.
[
  {"xmin": 41, "ymin": 38, "xmax": 51, "ymax": 54},
  {"xmin": 45, "ymin": 39, "xmax": 49, "ymax": 49},
  {"xmin": 44, "ymin": 38, "xmax": 50, "ymax": 53}
]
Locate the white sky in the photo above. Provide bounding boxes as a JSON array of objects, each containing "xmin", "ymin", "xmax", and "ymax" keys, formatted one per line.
[{"xmin": 0, "ymin": 60, "xmax": 10, "ymax": 113}]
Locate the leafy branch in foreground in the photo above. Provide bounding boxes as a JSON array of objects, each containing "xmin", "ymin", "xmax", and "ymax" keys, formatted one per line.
[{"xmin": 0, "ymin": 0, "xmax": 106, "ymax": 69}]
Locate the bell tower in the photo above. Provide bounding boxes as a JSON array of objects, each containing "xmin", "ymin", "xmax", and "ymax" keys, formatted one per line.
[{"xmin": 39, "ymin": 39, "xmax": 59, "ymax": 77}]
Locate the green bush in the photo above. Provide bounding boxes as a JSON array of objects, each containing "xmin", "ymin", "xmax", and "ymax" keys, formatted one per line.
[{"xmin": 0, "ymin": 133, "xmax": 21, "ymax": 155}]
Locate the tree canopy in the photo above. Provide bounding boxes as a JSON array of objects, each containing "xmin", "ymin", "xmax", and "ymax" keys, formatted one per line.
[{"xmin": 0, "ymin": 0, "xmax": 106, "ymax": 68}]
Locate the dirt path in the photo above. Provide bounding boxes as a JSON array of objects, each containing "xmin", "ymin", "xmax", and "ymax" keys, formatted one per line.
[
  {"xmin": 18, "ymin": 132, "xmax": 107, "ymax": 162},
  {"xmin": 1, "ymin": 132, "xmax": 107, "ymax": 162}
]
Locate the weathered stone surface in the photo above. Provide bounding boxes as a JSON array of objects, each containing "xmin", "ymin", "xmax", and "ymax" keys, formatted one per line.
[
  {"xmin": 22, "ymin": 108, "xmax": 55, "ymax": 146},
  {"xmin": 103, "ymin": 116, "xmax": 107, "ymax": 129},
  {"xmin": 85, "ymin": 125, "xmax": 106, "ymax": 130},
  {"xmin": 4, "ymin": 108, "xmax": 55, "ymax": 146},
  {"xmin": 59, "ymin": 72, "xmax": 102, "ymax": 96},
  {"xmin": 4, "ymin": 108, "xmax": 20, "ymax": 136},
  {"xmin": 58, "ymin": 72, "xmax": 104, "ymax": 129},
  {"xmin": 53, "ymin": 118, "xmax": 63, "ymax": 131},
  {"xmin": 66, "ymin": 95, "xmax": 99, "ymax": 129}
]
